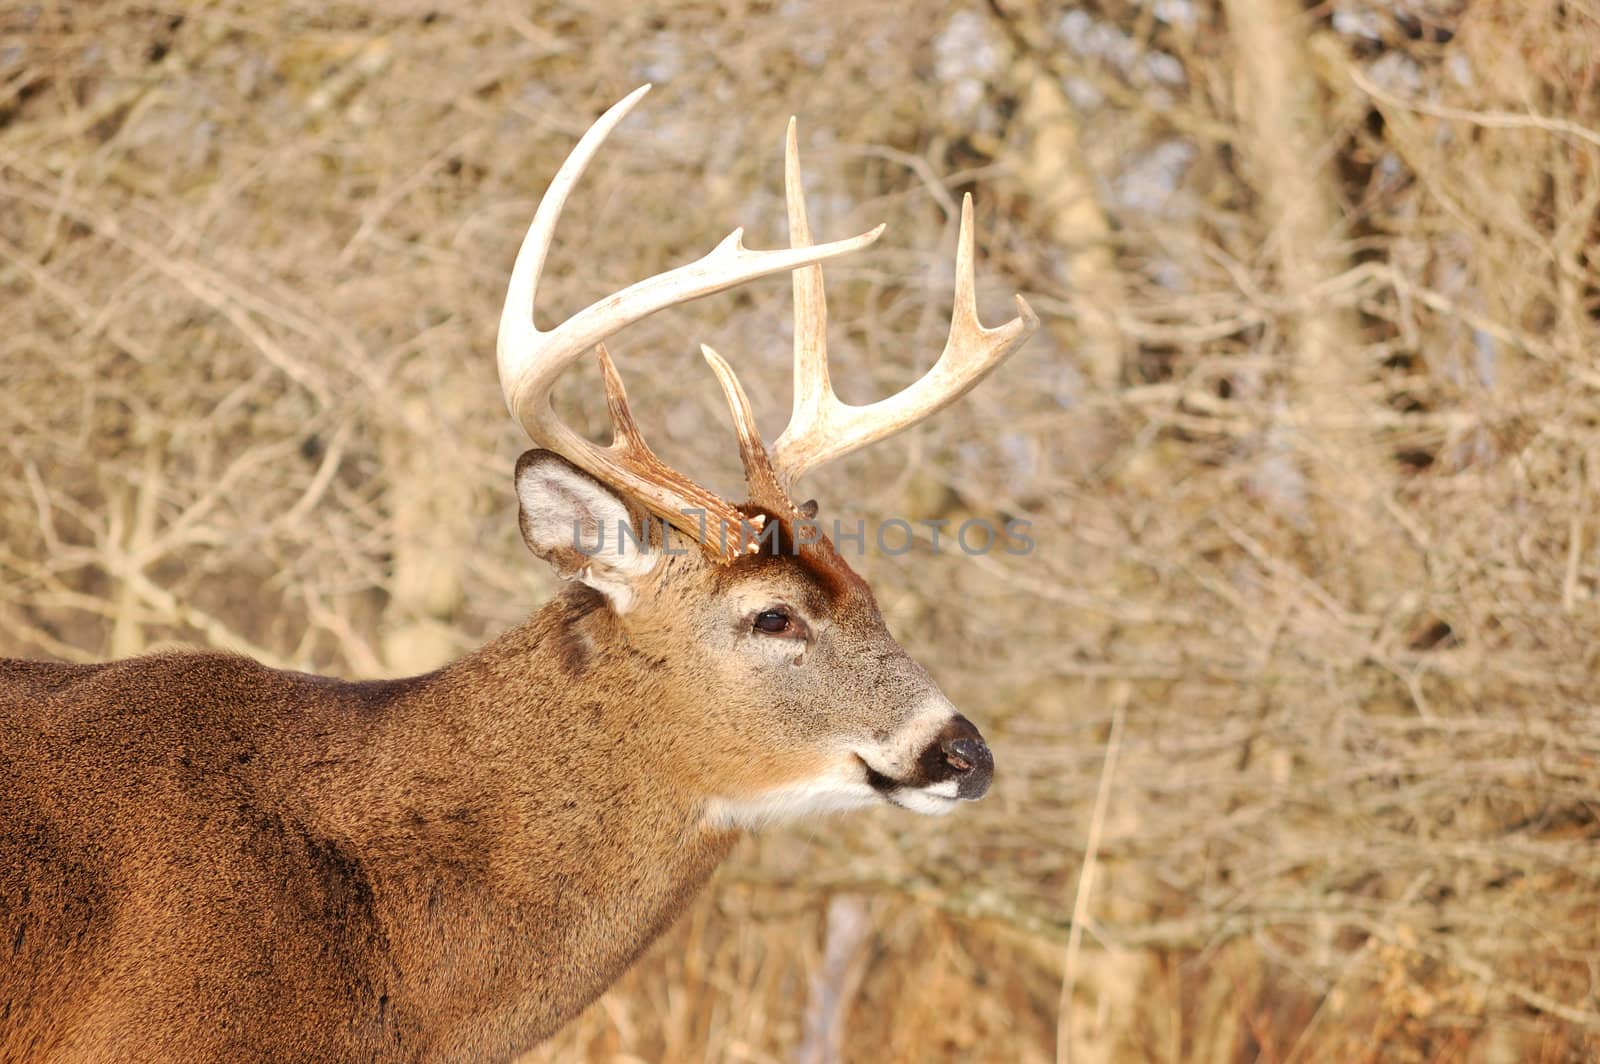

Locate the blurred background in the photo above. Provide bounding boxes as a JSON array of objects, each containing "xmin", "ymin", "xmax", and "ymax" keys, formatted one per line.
[{"xmin": 3, "ymin": 1, "xmax": 1598, "ymax": 1060}]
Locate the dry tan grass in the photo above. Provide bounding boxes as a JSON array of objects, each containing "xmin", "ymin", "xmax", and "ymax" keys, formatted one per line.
[{"xmin": 4, "ymin": 1, "xmax": 1599, "ymax": 1060}]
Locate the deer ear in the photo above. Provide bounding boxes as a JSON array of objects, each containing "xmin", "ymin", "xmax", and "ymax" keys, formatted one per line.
[{"xmin": 514, "ymin": 450, "xmax": 657, "ymax": 608}]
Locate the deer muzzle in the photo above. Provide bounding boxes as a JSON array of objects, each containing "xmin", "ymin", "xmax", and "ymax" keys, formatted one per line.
[
  {"xmin": 859, "ymin": 710, "xmax": 995, "ymax": 814},
  {"xmin": 919, "ymin": 714, "xmax": 994, "ymax": 801}
]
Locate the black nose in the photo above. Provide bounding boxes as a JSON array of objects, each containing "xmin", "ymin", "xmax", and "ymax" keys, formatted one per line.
[{"xmin": 932, "ymin": 715, "xmax": 994, "ymax": 800}]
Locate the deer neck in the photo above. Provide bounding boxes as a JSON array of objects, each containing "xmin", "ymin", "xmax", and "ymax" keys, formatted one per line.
[{"xmin": 276, "ymin": 585, "xmax": 738, "ymax": 1051}]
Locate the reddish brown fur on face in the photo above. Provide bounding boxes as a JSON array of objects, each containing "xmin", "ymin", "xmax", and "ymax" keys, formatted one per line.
[
  {"xmin": 627, "ymin": 502, "xmax": 953, "ymax": 815},
  {"xmin": 714, "ymin": 505, "xmax": 878, "ymax": 615}
]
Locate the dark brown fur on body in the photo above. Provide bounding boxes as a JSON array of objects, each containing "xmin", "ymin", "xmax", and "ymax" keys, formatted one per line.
[{"xmin": 0, "ymin": 587, "xmax": 736, "ymax": 1064}]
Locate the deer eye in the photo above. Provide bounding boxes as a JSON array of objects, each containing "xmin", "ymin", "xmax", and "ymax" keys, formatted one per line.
[{"xmin": 752, "ymin": 608, "xmax": 796, "ymax": 636}]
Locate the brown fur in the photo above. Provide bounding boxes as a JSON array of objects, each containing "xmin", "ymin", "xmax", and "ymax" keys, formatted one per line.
[
  {"xmin": 1, "ymin": 456, "xmax": 977, "ymax": 1062},
  {"xmin": 0, "ymin": 593, "xmax": 741, "ymax": 1062}
]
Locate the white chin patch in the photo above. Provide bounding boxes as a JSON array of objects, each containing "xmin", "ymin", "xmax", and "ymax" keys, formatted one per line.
[
  {"xmin": 881, "ymin": 780, "xmax": 962, "ymax": 816},
  {"xmin": 703, "ymin": 761, "xmax": 967, "ymax": 829},
  {"xmin": 703, "ymin": 762, "xmax": 880, "ymax": 830}
]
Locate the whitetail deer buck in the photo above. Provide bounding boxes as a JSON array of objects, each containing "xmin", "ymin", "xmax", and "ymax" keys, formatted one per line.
[{"xmin": 0, "ymin": 86, "xmax": 1035, "ymax": 1062}]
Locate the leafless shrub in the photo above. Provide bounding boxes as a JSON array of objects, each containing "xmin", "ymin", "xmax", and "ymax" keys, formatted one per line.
[{"xmin": 3, "ymin": 1, "xmax": 1597, "ymax": 1059}]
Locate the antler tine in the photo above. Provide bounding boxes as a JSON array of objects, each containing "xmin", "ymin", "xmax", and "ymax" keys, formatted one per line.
[
  {"xmin": 498, "ymin": 86, "xmax": 886, "ymax": 561},
  {"xmin": 699, "ymin": 344, "xmax": 791, "ymax": 514},
  {"xmin": 784, "ymin": 118, "xmax": 831, "ymax": 436},
  {"xmin": 769, "ymin": 192, "xmax": 1039, "ymax": 490},
  {"xmin": 589, "ymin": 344, "xmax": 743, "ymax": 556}
]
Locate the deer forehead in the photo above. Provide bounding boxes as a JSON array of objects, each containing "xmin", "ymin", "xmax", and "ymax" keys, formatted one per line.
[{"xmin": 709, "ymin": 548, "xmax": 880, "ymax": 626}]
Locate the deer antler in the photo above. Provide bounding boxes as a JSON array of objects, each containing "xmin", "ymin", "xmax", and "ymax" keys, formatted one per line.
[
  {"xmin": 499, "ymin": 87, "xmax": 1036, "ymax": 561},
  {"xmin": 497, "ymin": 85, "xmax": 884, "ymax": 561},
  {"xmin": 766, "ymin": 120, "xmax": 1039, "ymax": 492}
]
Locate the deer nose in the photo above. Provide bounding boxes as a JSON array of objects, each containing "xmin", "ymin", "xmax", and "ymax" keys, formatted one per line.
[{"xmin": 935, "ymin": 716, "xmax": 993, "ymax": 800}]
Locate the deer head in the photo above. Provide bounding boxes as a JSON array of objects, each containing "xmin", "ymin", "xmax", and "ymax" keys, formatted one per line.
[{"xmin": 497, "ymin": 86, "xmax": 1037, "ymax": 829}]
